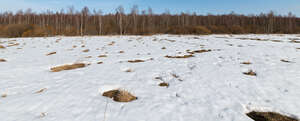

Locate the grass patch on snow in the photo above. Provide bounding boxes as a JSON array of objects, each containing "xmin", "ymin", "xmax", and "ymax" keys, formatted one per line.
[
  {"xmin": 246, "ymin": 111, "xmax": 298, "ymax": 121},
  {"xmin": 50, "ymin": 63, "xmax": 86, "ymax": 72},
  {"xmin": 102, "ymin": 89, "xmax": 137, "ymax": 102}
]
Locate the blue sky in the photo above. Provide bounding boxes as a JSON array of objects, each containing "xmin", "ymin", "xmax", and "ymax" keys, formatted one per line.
[{"xmin": 0, "ymin": 0, "xmax": 299, "ymax": 16}]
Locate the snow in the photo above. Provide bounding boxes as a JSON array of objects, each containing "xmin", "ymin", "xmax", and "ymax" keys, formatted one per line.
[{"xmin": 0, "ymin": 34, "xmax": 300, "ymax": 121}]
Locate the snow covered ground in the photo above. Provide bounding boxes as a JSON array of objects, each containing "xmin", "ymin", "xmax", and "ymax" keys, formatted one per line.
[{"xmin": 0, "ymin": 34, "xmax": 300, "ymax": 121}]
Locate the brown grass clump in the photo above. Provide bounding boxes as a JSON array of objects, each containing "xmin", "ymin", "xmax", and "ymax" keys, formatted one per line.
[
  {"xmin": 102, "ymin": 89, "xmax": 137, "ymax": 102},
  {"xmin": 35, "ymin": 88, "xmax": 47, "ymax": 93},
  {"xmin": 46, "ymin": 52, "xmax": 56, "ymax": 56},
  {"xmin": 98, "ymin": 55, "xmax": 107, "ymax": 58},
  {"xmin": 165, "ymin": 54, "xmax": 194, "ymax": 59},
  {"xmin": 159, "ymin": 82, "xmax": 169, "ymax": 88},
  {"xmin": 281, "ymin": 59, "xmax": 291, "ymax": 63},
  {"xmin": 246, "ymin": 111, "xmax": 298, "ymax": 121},
  {"xmin": 1, "ymin": 94, "xmax": 7, "ymax": 98},
  {"xmin": 290, "ymin": 40, "xmax": 300, "ymax": 43},
  {"xmin": 0, "ymin": 45, "xmax": 5, "ymax": 49},
  {"xmin": 187, "ymin": 49, "xmax": 212, "ymax": 54},
  {"xmin": 0, "ymin": 59, "xmax": 6, "ymax": 62},
  {"xmin": 128, "ymin": 59, "xmax": 145, "ymax": 63},
  {"xmin": 241, "ymin": 62, "xmax": 252, "ymax": 65},
  {"xmin": 50, "ymin": 63, "xmax": 86, "ymax": 72},
  {"xmin": 7, "ymin": 43, "xmax": 19, "ymax": 47},
  {"xmin": 108, "ymin": 41, "xmax": 115, "ymax": 46},
  {"xmin": 162, "ymin": 47, "xmax": 166, "ymax": 49},
  {"xmin": 97, "ymin": 61, "xmax": 103, "ymax": 64},
  {"xmin": 119, "ymin": 51, "xmax": 125, "ymax": 53},
  {"xmin": 82, "ymin": 49, "xmax": 90, "ymax": 52},
  {"xmin": 243, "ymin": 70, "xmax": 257, "ymax": 76}
]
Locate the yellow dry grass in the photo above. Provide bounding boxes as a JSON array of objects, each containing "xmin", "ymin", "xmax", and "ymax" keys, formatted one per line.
[
  {"xmin": 50, "ymin": 63, "xmax": 86, "ymax": 72},
  {"xmin": 102, "ymin": 89, "xmax": 137, "ymax": 102}
]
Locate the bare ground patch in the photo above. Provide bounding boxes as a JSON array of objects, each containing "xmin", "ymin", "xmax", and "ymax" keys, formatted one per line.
[
  {"xmin": 50, "ymin": 63, "xmax": 86, "ymax": 72},
  {"xmin": 246, "ymin": 111, "xmax": 298, "ymax": 121}
]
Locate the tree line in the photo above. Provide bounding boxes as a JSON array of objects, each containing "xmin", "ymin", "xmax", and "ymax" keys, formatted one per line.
[{"xmin": 0, "ymin": 6, "xmax": 299, "ymax": 37}]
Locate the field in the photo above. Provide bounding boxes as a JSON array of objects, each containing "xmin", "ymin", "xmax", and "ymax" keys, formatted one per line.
[{"xmin": 0, "ymin": 34, "xmax": 300, "ymax": 121}]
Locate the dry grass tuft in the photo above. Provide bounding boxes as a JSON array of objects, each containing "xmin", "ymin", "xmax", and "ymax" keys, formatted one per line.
[
  {"xmin": 98, "ymin": 55, "xmax": 107, "ymax": 58},
  {"xmin": 35, "ymin": 88, "xmax": 47, "ymax": 93},
  {"xmin": 0, "ymin": 45, "xmax": 5, "ymax": 49},
  {"xmin": 128, "ymin": 59, "xmax": 145, "ymax": 63},
  {"xmin": 46, "ymin": 52, "xmax": 56, "ymax": 56},
  {"xmin": 165, "ymin": 54, "xmax": 194, "ymax": 59},
  {"xmin": 290, "ymin": 40, "xmax": 300, "ymax": 43},
  {"xmin": 119, "ymin": 51, "xmax": 125, "ymax": 53},
  {"xmin": 243, "ymin": 70, "xmax": 257, "ymax": 76},
  {"xmin": 97, "ymin": 61, "xmax": 103, "ymax": 64},
  {"xmin": 108, "ymin": 41, "xmax": 115, "ymax": 46},
  {"xmin": 50, "ymin": 63, "xmax": 86, "ymax": 72},
  {"xmin": 1, "ymin": 94, "xmax": 7, "ymax": 98},
  {"xmin": 102, "ymin": 89, "xmax": 137, "ymax": 102},
  {"xmin": 246, "ymin": 111, "xmax": 298, "ymax": 121},
  {"xmin": 281, "ymin": 59, "xmax": 291, "ymax": 63},
  {"xmin": 187, "ymin": 49, "xmax": 212, "ymax": 54},
  {"xmin": 161, "ymin": 47, "xmax": 166, "ymax": 49},
  {"xmin": 0, "ymin": 59, "xmax": 7, "ymax": 62},
  {"xmin": 159, "ymin": 82, "xmax": 169, "ymax": 88},
  {"xmin": 271, "ymin": 40, "xmax": 282, "ymax": 42},
  {"xmin": 241, "ymin": 62, "xmax": 252, "ymax": 65},
  {"xmin": 82, "ymin": 49, "xmax": 90, "ymax": 52},
  {"xmin": 7, "ymin": 43, "xmax": 19, "ymax": 47}
]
